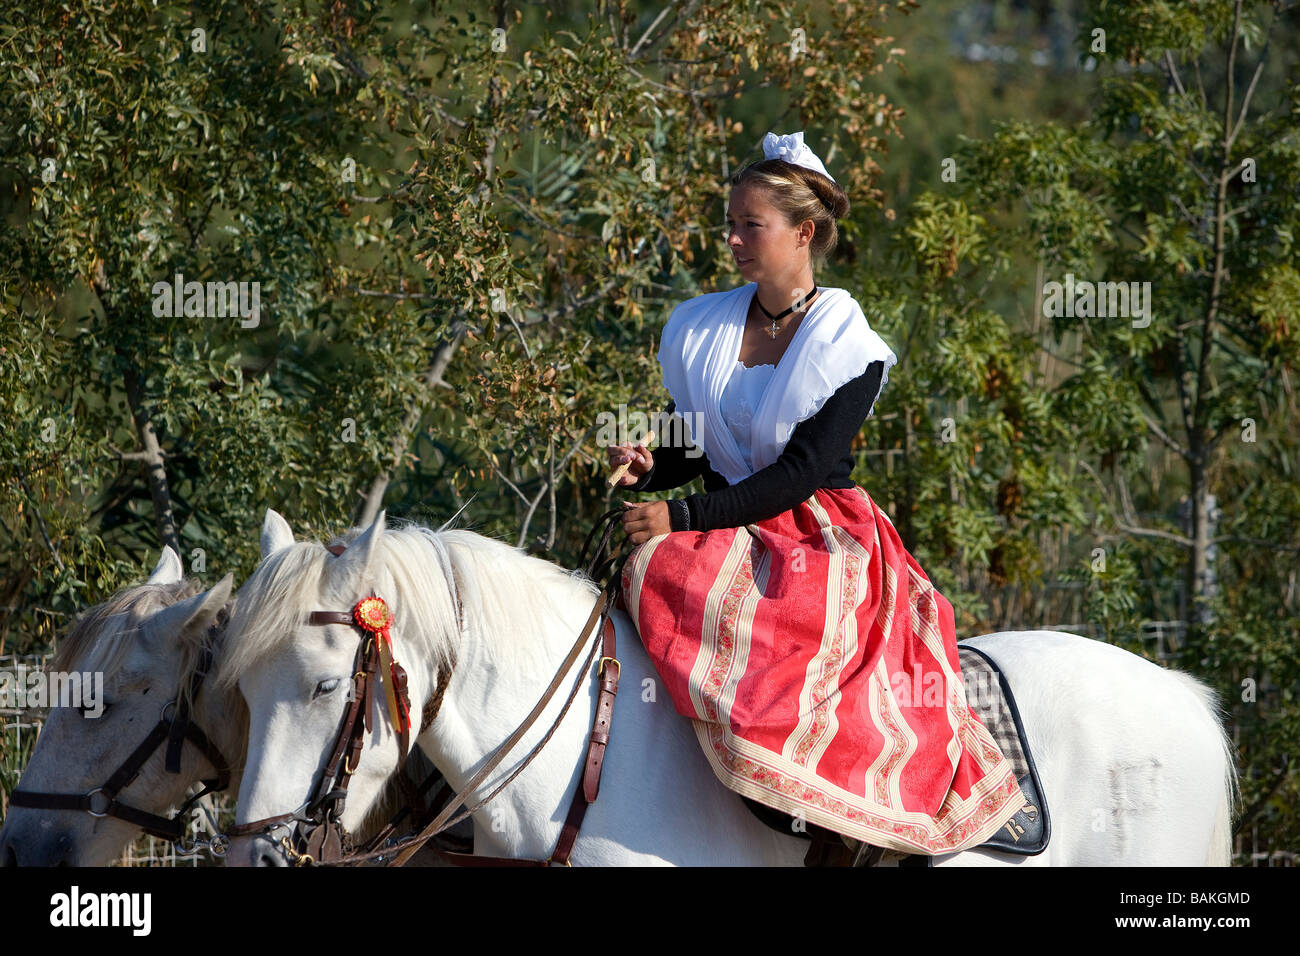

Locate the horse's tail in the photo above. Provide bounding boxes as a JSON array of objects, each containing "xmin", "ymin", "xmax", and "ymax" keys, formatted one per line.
[{"xmin": 1166, "ymin": 669, "xmax": 1239, "ymax": 866}]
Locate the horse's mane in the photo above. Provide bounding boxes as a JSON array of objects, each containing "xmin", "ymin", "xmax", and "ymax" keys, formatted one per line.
[{"xmin": 214, "ymin": 517, "xmax": 602, "ymax": 690}]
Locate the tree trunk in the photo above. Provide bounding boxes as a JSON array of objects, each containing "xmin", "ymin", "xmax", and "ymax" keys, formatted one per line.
[
  {"xmin": 123, "ymin": 368, "xmax": 181, "ymax": 556},
  {"xmin": 897, "ymin": 402, "xmax": 916, "ymax": 552},
  {"xmin": 1181, "ymin": 451, "xmax": 1217, "ymax": 641}
]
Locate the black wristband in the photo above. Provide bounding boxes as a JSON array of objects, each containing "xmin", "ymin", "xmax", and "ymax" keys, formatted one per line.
[{"xmin": 666, "ymin": 498, "xmax": 692, "ymax": 532}]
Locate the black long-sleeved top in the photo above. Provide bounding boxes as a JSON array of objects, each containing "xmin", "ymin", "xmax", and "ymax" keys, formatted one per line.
[{"xmin": 627, "ymin": 360, "xmax": 886, "ymax": 532}]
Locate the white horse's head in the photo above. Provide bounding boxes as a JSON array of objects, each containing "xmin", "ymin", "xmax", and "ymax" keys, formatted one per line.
[
  {"xmin": 219, "ymin": 509, "xmax": 459, "ymax": 866},
  {"xmin": 0, "ymin": 549, "xmax": 235, "ymax": 866}
]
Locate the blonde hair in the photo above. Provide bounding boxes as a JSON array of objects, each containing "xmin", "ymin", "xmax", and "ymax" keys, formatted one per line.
[{"xmin": 729, "ymin": 158, "xmax": 850, "ymax": 260}]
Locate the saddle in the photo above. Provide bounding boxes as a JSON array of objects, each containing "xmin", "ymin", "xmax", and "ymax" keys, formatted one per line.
[{"xmin": 746, "ymin": 642, "xmax": 1051, "ymax": 866}]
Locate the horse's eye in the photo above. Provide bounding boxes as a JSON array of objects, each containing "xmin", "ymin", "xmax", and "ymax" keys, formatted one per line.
[{"xmin": 313, "ymin": 678, "xmax": 341, "ymax": 699}]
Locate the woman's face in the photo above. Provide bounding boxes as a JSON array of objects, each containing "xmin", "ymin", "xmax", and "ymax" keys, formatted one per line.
[{"xmin": 726, "ymin": 183, "xmax": 811, "ymax": 282}]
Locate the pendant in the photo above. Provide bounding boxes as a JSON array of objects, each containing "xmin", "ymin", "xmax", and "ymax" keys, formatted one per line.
[{"xmin": 768, "ymin": 321, "xmax": 780, "ymax": 339}]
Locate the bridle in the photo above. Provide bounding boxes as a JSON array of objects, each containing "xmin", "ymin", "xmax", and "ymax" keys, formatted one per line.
[
  {"xmin": 225, "ymin": 542, "xmax": 444, "ymax": 864},
  {"xmin": 8, "ymin": 600, "xmax": 448, "ymax": 863},
  {"xmin": 228, "ymin": 508, "xmax": 630, "ymax": 867},
  {"xmin": 8, "ymin": 630, "xmax": 233, "ymax": 850}
]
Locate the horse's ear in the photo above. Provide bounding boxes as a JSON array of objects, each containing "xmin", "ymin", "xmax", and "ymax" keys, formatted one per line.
[
  {"xmin": 261, "ymin": 509, "xmax": 295, "ymax": 559},
  {"xmin": 331, "ymin": 511, "xmax": 386, "ymax": 583},
  {"xmin": 148, "ymin": 546, "xmax": 184, "ymax": 585},
  {"xmin": 149, "ymin": 573, "xmax": 234, "ymax": 644}
]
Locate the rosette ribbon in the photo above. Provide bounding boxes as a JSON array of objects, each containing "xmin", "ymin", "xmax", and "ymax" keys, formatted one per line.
[{"xmin": 352, "ymin": 595, "xmax": 411, "ymax": 737}]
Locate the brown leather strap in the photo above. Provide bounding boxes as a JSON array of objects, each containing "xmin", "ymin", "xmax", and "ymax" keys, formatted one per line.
[
  {"xmin": 583, "ymin": 615, "xmax": 619, "ymax": 803},
  {"xmin": 321, "ymin": 592, "xmax": 623, "ymax": 868},
  {"xmin": 313, "ymin": 635, "xmax": 376, "ymax": 813},
  {"xmin": 428, "ymin": 608, "xmax": 618, "ymax": 867},
  {"xmin": 547, "ymin": 611, "xmax": 619, "ymax": 865},
  {"xmin": 231, "ymin": 627, "xmax": 377, "ymax": 843},
  {"xmin": 226, "ymin": 812, "xmax": 299, "ymax": 838},
  {"xmin": 308, "ymin": 611, "xmax": 355, "ymax": 627}
]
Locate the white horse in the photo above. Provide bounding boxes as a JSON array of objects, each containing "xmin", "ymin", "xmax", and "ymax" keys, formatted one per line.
[
  {"xmin": 221, "ymin": 509, "xmax": 1237, "ymax": 867},
  {"xmin": 0, "ymin": 549, "xmax": 237, "ymax": 866},
  {"xmin": 0, "ymin": 548, "xmax": 455, "ymax": 867}
]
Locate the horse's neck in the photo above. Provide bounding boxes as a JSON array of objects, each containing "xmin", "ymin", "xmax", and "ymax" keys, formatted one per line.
[{"xmin": 420, "ymin": 582, "xmax": 602, "ymax": 858}]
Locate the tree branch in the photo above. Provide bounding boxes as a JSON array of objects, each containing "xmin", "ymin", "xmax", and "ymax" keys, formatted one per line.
[
  {"xmin": 15, "ymin": 472, "xmax": 65, "ymax": 573},
  {"xmin": 1104, "ymin": 523, "xmax": 1195, "ymax": 548},
  {"xmin": 355, "ymin": 325, "xmax": 465, "ymax": 526},
  {"xmin": 1228, "ymin": 0, "xmax": 1281, "ymax": 147},
  {"xmin": 1142, "ymin": 412, "xmax": 1189, "ymax": 458}
]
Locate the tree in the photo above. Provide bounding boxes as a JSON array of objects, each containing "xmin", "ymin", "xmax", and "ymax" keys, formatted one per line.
[{"xmin": 905, "ymin": 0, "xmax": 1300, "ymax": 856}]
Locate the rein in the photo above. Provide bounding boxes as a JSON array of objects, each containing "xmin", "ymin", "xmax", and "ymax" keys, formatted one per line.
[
  {"xmin": 381, "ymin": 506, "xmax": 630, "ymax": 867},
  {"xmin": 231, "ymin": 508, "xmax": 631, "ymax": 867},
  {"xmin": 8, "ymin": 633, "xmax": 233, "ymax": 848}
]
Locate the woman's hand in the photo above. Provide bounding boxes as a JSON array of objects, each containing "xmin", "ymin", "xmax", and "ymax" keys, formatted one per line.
[
  {"xmin": 621, "ymin": 500, "xmax": 672, "ymax": 544},
  {"xmin": 607, "ymin": 442, "xmax": 655, "ymax": 487}
]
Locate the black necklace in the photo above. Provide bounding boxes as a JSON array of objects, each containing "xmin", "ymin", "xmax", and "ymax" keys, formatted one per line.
[{"xmin": 754, "ymin": 286, "xmax": 819, "ymax": 339}]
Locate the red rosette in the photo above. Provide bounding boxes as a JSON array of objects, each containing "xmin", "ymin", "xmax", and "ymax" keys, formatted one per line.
[
  {"xmin": 351, "ymin": 595, "xmax": 409, "ymax": 735},
  {"xmin": 353, "ymin": 596, "xmax": 393, "ymax": 634}
]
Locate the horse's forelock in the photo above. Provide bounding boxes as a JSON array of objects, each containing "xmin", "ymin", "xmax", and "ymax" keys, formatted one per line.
[{"xmin": 213, "ymin": 541, "xmax": 334, "ymax": 692}]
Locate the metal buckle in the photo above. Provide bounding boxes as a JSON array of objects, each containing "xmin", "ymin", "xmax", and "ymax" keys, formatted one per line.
[
  {"xmin": 85, "ymin": 788, "xmax": 112, "ymax": 817},
  {"xmin": 598, "ymin": 656, "xmax": 620, "ymax": 680}
]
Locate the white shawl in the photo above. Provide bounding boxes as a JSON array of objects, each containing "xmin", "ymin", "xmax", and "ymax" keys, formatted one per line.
[{"xmin": 657, "ymin": 283, "xmax": 898, "ymax": 486}]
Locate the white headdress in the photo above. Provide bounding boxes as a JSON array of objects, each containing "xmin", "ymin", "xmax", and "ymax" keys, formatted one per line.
[{"xmin": 761, "ymin": 131, "xmax": 835, "ymax": 184}]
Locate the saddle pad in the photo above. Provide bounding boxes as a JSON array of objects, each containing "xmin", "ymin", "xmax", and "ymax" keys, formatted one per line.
[
  {"xmin": 742, "ymin": 642, "xmax": 1050, "ymax": 860},
  {"xmin": 954, "ymin": 643, "xmax": 1049, "ymax": 855}
]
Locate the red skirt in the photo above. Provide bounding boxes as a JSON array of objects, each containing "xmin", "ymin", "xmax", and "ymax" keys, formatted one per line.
[{"xmin": 619, "ymin": 485, "xmax": 1025, "ymax": 854}]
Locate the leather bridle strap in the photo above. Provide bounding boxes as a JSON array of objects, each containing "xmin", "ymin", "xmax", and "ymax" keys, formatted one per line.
[
  {"xmin": 305, "ymin": 615, "xmax": 377, "ymax": 820},
  {"xmin": 225, "ymin": 618, "xmax": 378, "ymax": 847},
  {"xmin": 8, "ymin": 643, "xmax": 233, "ymax": 843},
  {"xmin": 549, "ymin": 610, "xmax": 618, "ymax": 864}
]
